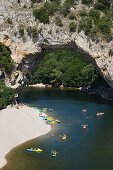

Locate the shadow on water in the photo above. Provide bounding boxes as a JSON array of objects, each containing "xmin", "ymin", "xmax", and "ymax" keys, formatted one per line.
[{"xmin": 2, "ymin": 88, "xmax": 113, "ymax": 170}]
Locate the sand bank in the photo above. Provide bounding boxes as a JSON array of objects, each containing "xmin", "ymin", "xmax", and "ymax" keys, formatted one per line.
[
  {"xmin": 29, "ymin": 83, "xmax": 46, "ymax": 88},
  {"xmin": 29, "ymin": 83, "xmax": 52, "ymax": 88},
  {"xmin": 0, "ymin": 106, "xmax": 51, "ymax": 169}
]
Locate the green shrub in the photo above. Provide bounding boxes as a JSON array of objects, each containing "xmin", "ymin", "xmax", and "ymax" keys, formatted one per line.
[
  {"xmin": 94, "ymin": 0, "xmax": 111, "ymax": 12},
  {"xmin": 82, "ymin": 64, "xmax": 98, "ymax": 86},
  {"xmin": 23, "ymin": 4, "xmax": 27, "ymax": 8},
  {"xmin": 69, "ymin": 13, "xmax": 76, "ymax": 20},
  {"xmin": 79, "ymin": 10, "xmax": 88, "ymax": 16},
  {"xmin": 109, "ymin": 49, "xmax": 113, "ymax": 56},
  {"xmin": 89, "ymin": 9, "xmax": 100, "ymax": 21},
  {"xmin": 98, "ymin": 17, "xmax": 110, "ymax": 34},
  {"xmin": 0, "ymin": 42, "xmax": 14, "ymax": 74},
  {"xmin": 60, "ymin": 1, "xmax": 70, "ymax": 17},
  {"xmin": 89, "ymin": 26, "xmax": 98, "ymax": 39},
  {"xmin": 31, "ymin": 2, "xmax": 34, "ymax": 8},
  {"xmin": 7, "ymin": 18, "xmax": 12, "ymax": 25},
  {"xmin": 14, "ymin": 32, "xmax": 17, "ymax": 36},
  {"xmin": 69, "ymin": 22, "xmax": 76, "ymax": 32},
  {"xmin": 94, "ymin": 2, "xmax": 105, "ymax": 11},
  {"xmin": 18, "ymin": 0, "xmax": 20, "ymax": 3},
  {"xmin": 0, "ymin": 84, "xmax": 16, "ymax": 110},
  {"xmin": 66, "ymin": 0, "xmax": 75, "ymax": 6},
  {"xmin": 50, "ymin": 0, "xmax": 60, "ymax": 5},
  {"xmin": 36, "ymin": 0, "xmax": 42, "ymax": 2},
  {"xmin": 97, "ymin": 16, "xmax": 112, "ymax": 41},
  {"xmin": 31, "ymin": 0, "xmax": 36, "ymax": 3},
  {"xmin": 81, "ymin": 0, "xmax": 93, "ymax": 5},
  {"xmin": 43, "ymin": 1, "xmax": 59, "ymax": 16},
  {"xmin": 32, "ymin": 27, "xmax": 37, "ymax": 38},
  {"xmin": 55, "ymin": 16, "xmax": 63, "ymax": 27},
  {"xmin": 33, "ymin": 8, "xmax": 49, "ymax": 24},
  {"xmin": 79, "ymin": 17, "xmax": 92, "ymax": 35},
  {"xmin": 19, "ymin": 28, "xmax": 24, "ymax": 36},
  {"xmin": 27, "ymin": 26, "xmax": 38, "ymax": 38},
  {"xmin": 111, "ymin": 10, "xmax": 113, "ymax": 18}
]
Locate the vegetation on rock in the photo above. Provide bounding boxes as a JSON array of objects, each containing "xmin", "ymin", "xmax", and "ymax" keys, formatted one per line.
[
  {"xmin": 31, "ymin": 0, "xmax": 113, "ymax": 42},
  {"xmin": 69, "ymin": 13, "xmax": 76, "ymax": 20},
  {"xmin": 27, "ymin": 26, "xmax": 38, "ymax": 38},
  {"xmin": 19, "ymin": 28, "xmax": 24, "ymax": 36},
  {"xmin": 33, "ymin": 8, "xmax": 49, "ymax": 24},
  {"xmin": 69, "ymin": 22, "xmax": 76, "ymax": 32},
  {"xmin": 0, "ymin": 42, "xmax": 14, "ymax": 75},
  {"xmin": 55, "ymin": 16, "xmax": 63, "ymax": 27},
  {"xmin": 0, "ymin": 81, "xmax": 16, "ymax": 110}
]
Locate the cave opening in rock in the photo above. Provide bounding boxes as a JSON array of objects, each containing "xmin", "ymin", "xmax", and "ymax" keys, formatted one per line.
[{"xmin": 28, "ymin": 49, "xmax": 109, "ymax": 90}]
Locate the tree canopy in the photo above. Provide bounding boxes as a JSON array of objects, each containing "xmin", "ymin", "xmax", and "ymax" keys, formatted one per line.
[
  {"xmin": 0, "ymin": 82, "xmax": 16, "ymax": 110},
  {"xmin": 29, "ymin": 50, "xmax": 98, "ymax": 87},
  {"xmin": 0, "ymin": 42, "xmax": 14, "ymax": 75}
]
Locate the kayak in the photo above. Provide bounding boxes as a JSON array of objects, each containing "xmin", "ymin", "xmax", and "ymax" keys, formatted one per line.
[
  {"xmin": 51, "ymin": 150, "xmax": 57, "ymax": 157},
  {"xmin": 52, "ymin": 153, "xmax": 56, "ymax": 157},
  {"xmin": 56, "ymin": 120, "xmax": 60, "ymax": 123},
  {"xmin": 27, "ymin": 149, "xmax": 43, "ymax": 152},
  {"xmin": 62, "ymin": 135, "xmax": 66, "ymax": 140},
  {"xmin": 96, "ymin": 112, "xmax": 104, "ymax": 116}
]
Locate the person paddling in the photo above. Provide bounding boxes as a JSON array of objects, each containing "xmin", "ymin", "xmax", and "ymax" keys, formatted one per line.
[{"xmin": 82, "ymin": 109, "xmax": 87, "ymax": 113}]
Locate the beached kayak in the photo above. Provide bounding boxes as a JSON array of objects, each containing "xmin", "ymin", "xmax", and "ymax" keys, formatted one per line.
[
  {"xmin": 55, "ymin": 120, "xmax": 60, "ymax": 123},
  {"xmin": 27, "ymin": 149, "xmax": 43, "ymax": 152}
]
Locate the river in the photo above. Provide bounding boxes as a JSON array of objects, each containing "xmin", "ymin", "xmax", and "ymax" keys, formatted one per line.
[{"xmin": 2, "ymin": 87, "xmax": 113, "ymax": 170}]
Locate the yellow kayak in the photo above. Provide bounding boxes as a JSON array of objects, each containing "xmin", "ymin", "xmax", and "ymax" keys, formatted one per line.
[
  {"xmin": 27, "ymin": 149, "xmax": 43, "ymax": 152},
  {"xmin": 62, "ymin": 135, "xmax": 66, "ymax": 140}
]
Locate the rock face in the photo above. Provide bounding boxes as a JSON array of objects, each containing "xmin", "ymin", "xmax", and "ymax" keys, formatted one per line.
[{"xmin": 0, "ymin": 0, "xmax": 113, "ymax": 89}]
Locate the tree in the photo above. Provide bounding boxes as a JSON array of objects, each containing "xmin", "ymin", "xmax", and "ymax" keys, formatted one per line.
[
  {"xmin": 33, "ymin": 8, "xmax": 49, "ymax": 24},
  {"xmin": 82, "ymin": 64, "xmax": 98, "ymax": 86},
  {"xmin": 0, "ymin": 83, "xmax": 16, "ymax": 110},
  {"xmin": 60, "ymin": 2, "xmax": 70, "ymax": 17},
  {"xmin": 19, "ymin": 28, "xmax": 24, "ymax": 36},
  {"xmin": 29, "ymin": 50, "xmax": 98, "ymax": 88},
  {"xmin": 0, "ymin": 42, "xmax": 14, "ymax": 74},
  {"xmin": 69, "ymin": 22, "xmax": 76, "ymax": 32},
  {"xmin": 81, "ymin": 0, "xmax": 93, "ymax": 5}
]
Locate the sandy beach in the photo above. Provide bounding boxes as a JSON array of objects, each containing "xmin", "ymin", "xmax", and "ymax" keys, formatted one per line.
[
  {"xmin": 29, "ymin": 83, "xmax": 46, "ymax": 88},
  {"xmin": 0, "ymin": 106, "xmax": 51, "ymax": 169},
  {"xmin": 29, "ymin": 83, "xmax": 52, "ymax": 88}
]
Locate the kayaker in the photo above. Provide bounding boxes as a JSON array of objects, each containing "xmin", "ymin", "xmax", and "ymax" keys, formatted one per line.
[
  {"xmin": 62, "ymin": 134, "xmax": 66, "ymax": 140},
  {"xmin": 96, "ymin": 112, "xmax": 104, "ymax": 116},
  {"xmin": 51, "ymin": 150, "xmax": 56, "ymax": 154},
  {"xmin": 82, "ymin": 125, "xmax": 87, "ymax": 130},
  {"xmin": 82, "ymin": 109, "xmax": 87, "ymax": 113}
]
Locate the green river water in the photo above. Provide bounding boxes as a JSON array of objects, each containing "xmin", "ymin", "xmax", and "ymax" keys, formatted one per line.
[{"xmin": 2, "ymin": 87, "xmax": 113, "ymax": 170}]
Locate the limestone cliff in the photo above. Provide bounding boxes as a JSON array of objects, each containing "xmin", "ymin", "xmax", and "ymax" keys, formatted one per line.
[{"xmin": 0, "ymin": 0, "xmax": 113, "ymax": 89}]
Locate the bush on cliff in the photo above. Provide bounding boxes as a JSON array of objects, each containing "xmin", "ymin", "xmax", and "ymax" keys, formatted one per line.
[
  {"xmin": 69, "ymin": 22, "xmax": 76, "ymax": 32},
  {"xmin": 81, "ymin": 0, "xmax": 93, "ymax": 5},
  {"xmin": 27, "ymin": 26, "xmax": 38, "ymax": 38},
  {"xmin": 33, "ymin": 8, "xmax": 49, "ymax": 24},
  {"xmin": 94, "ymin": 0, "xmax": 111, "ymax": 13},
  {"xmin": 0, "ymin": 82, "xmax": 16, "ymax": 110},
  {"xmin": 0, "ymin": 42, "xmax": 14, "ymax": 75}
]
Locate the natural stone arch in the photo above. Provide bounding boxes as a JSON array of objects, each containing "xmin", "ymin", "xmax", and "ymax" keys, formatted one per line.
[{"xmin": 1, "ymin": 33, "xmax": 113, "ymax": 90}]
